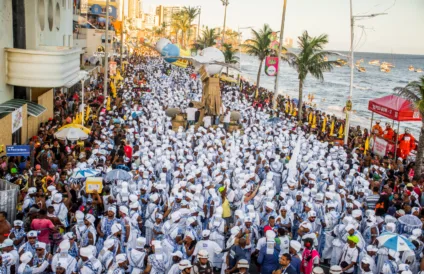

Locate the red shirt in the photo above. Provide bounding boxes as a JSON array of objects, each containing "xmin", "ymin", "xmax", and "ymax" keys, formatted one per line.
[{"xmin": 31, "ymin": 219, "xmax": 55, "ymax": 244}]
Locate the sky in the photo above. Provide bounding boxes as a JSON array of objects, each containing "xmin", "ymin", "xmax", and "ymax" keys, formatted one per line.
[{"xmin": 142, "ymin": 0, "xmax": 424, "ymax": 55}]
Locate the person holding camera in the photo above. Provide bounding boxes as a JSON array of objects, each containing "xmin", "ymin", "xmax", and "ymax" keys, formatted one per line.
[{"xmin": 339, "ymin": 235, "xmax": 360, "ymax": 274}]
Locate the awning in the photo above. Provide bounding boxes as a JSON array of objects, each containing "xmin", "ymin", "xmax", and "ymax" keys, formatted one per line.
[
  {"xmin": 64, "ymin": 71, "xmax": 89, "ymax": 88},
  {"xmin": 368, "ymin": 95, "xmax": 421, "ymax": 121},
  {"xmin": 0, "ymin": 99, "xmax": 46, "ymax": 118}
]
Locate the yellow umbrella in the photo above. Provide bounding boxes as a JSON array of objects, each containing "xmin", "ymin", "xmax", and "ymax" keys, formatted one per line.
[
  {"xmin": 58, "ymin": 123, "xmax": 91, "ymax": 134},
  {"xmin": 329, "ymin": 119, "xmax": 335, "ymax": 136}
]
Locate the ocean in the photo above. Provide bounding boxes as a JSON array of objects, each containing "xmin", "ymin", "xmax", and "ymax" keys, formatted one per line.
[{"xmin": 238, "ymin": 51, "xmax": 424, "ymax": 136}]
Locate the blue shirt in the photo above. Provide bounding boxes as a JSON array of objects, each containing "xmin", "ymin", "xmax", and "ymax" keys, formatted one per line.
[{"xmin": 290, "ymin": 256, "xmax": 301, "ymax": 274}]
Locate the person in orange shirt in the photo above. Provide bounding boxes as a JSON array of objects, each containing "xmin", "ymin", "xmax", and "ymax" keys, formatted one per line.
[
  {"xmin": 372, "ymin": 120, "xmax": 383, "ymax": 136},
  {"xmin": 398, "ymin": 129, "xmax": 416, "ymax": 158},
  {"xmin": 383, "ymin": 123, "xmax": 395, "ymax": 141}
]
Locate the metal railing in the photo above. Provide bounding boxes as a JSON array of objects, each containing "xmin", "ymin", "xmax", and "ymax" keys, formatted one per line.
[{"xmin": 0, "ymin": 180, "xmax": 19, "ymax": 223}]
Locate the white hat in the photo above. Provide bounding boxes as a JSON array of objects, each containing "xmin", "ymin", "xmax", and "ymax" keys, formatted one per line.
[
  {"xmin": 388, "ymin": 249, "xmax": 399, "ymax": 258},
  {"xmin": 398, "ymin": 264, "xmax": 410, "ymax": 272},
  {"xmin": 178, "ymin": 259, "xmax": 192, "ymax": 270},
  {"xmin": 136, "ymin": 237, "xmax": 146, "ymax": 249},
  {"xmin": 20, "ymin": 252, "xmax": 32, "ymax": 264},
  {"xmin": 308, "ymin": 211, "xmax": 317, "ymax": 218},
  {"xmin": 290, "ymin": 240, "xmax": 301, "ymax": 252},
  {"xmin": 329, "ymin": 265, "xmax": 343, "ymax": 273},
  {"xmin": 265, "ymin": 202, "xmax": 275, "ymax": 210},
  {"xmin": 119, "ymin": 206, "xmax": 129, "ymax": 215},
  {"xmin": 116, "ymin": 253, "xmax": 127, "ymax": 264},
  {"xmin": 361, "ymin": 256, "xmax": 372, "ymax": 265},
  {"xmin": 27, "ymin": 187, "xmax": 37, "ymax": 194},
  {"xmin": 198, "ymin": 249, "xmax": 209, "ymax": 259},
  {"xmin": 265, "ymin": 230, "xmax": 276, "ymax": 240},
  {"xmin": 202, "ymin": 230, "xmax": 211, "ymax": 238},
  {"xmin": 27, "ymin": 231, "xmax": 38, "ymax": 238},
  {"xmin": 111, "ymin": 223, "xmax": 122, "ymax": 234},
  {"xmin": 108, "ymin": 206, "xmax": 116, "ymax": 214},
  {"xmin": 85, "ymin": 214, "xmax": 95, "ymax": 225},
  {"xmin": 237, "ymin": 259, "xmax": 249, "ymax": 268},
  {"xmin": 312, "ymin": 267, "xmax": 324, "ymax": 274},
  {"xmin": 59, "ymin": 239, "xmax": 70, "ymax": 251},
  {"xmin": 103, "ymin": 238, "xmax": 115, "ymax": 249},
  {"xmin": 13, "ymin": 220, "xmax": 23, "ymax": 227},
  {"xmin": 34, "ymin": 242, "xmax": 46, "ymax": 250},
  {"xmin": 171, "ymin": 251, "xmax": 183, "ymax": 258},
  {"xmin": 171, "ymin": 212, "xmax": 181, "ymax": 222},
  {"xmin": 53, "ymin": 193, "xmax": 63, "ymax": 203},
  {"xmin": 0, "ymin": 239, "xmax": 14, "ymax": 248},
  {"xmin": 80, "ymin": 246, "xmax": 92, "ymax": 258},
  {"xmin": 345, "ymin": 224, "xmax": 355, "ymax": 232}
]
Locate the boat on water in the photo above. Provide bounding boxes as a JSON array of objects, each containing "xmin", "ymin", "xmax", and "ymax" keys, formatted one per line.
[
  {"xmin": 381, "ymin": 62, "xmax": 395, "ymax": 68},
  {"xmin": 409, "ymin": 65, "xmax": 415, "ymax": 71},
  {"xmin": 336, "ymin": 59, "xmax": 347, "ymax": 67},
  {"xmin": 416, "ymin": 68, "xmax": 423, "ymax": 73},
  {"xmin": 369, "ymin": 60, "xmax": 380, "ymax": 66},
  {"xmin": 357, "ymin": 67, "xmax": 366, "ymax": 73}
]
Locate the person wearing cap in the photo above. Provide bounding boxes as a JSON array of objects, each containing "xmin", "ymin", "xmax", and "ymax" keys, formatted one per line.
[
  {"xmin": 18, "ymin": 230, "xmax": 38, "ymax": 257},
  {"xmin": 381, "ymin": 249, "xmax": 399, "ymax": 274},
  {"xmin": 0, "ymin": 239, "xmax": 19, "ymax": 273},
  {"xmin": 98, "ymin": 239, "xmax": 115, "ymax": 271},
  {"xmin": 227, "ymin": 237, "xmax": 251, "ymax": 274},
  {"xmin": 109, "ymin": 253, "xmax": 129, "ymax": 274},
  {"xmin": 106, "ymin": 223, "xmax": 123, "ymax": 256},
  {"xmin": 397, "ymin": 128, "xmax": 416, "ymax": 159},
  {"xmin": 208, "ymin": 207, "xmax": 226, "ymax": 250},
  {"xmin": 144, "ymin": 194, "xmax": 160, "ymax": 244},
  {"xmin": 167, "ymin": 250, "xmax": 183, "ymax": 274},
  {"xmin": 193, "ymin": 230, "xmax": 223, "ymax": 270},
  {"xmin": 33, "ymin": 241, "xmax": 53, "ymax": 269},
  {"xmin": 258, "ymin": 230, "xmax": 281, "ymax": 274},
  {"xmin": 288, "ymin": 240, "xmax": 302, "ymax": 273},
  {"xmin": 51, "ymin": 240, "xmax": 78, "ymax": 274},
  {"xmin": 371, "ymin": 121, "xmax": 383, "ymax": 136},
  {"xmin": 235, "ymin": 258, "xmax": 250, "ymax": 274},
  {"xmin": 9, "ymin": 220, "xmax": 26, "ymax": 249},
  {"xmin": 339, "ymin": 235, "xmax": 359, "ymax": 274},
  {"xmin": 300, "ymin": 238, "xmax": 319, "ymax": 274},
  {"xmin": 79, "ymin": 246, "xmax": 102, "ymax": 274},
  {"xmin": 143, "ymin": 241, "xmax": 168, "ymax": 274},
  {"xmin": 22, "ymin": 187, "xmax": 37, "ymax": 213},
  {"xmin": 96, "ymin": 206, "xmax": 119, "ymax": 252},
  {"xmin": 18, "ymin": 251, "xmax": 50, "ymax": 274},
  {"xmin": 192, "ymin": 249, "xmax": 213, "ymax": 274}
]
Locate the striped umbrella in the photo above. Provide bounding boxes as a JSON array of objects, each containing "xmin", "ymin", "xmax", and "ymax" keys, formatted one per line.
[{"xmin": 377, "ymin": 232, "xmax": 415, "ymax": 252}]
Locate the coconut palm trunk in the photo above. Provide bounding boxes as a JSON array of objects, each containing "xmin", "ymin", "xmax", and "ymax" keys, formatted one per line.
[
  {"xmin": 298, "ymin": 78, "xmax": 304, "ymax": 121},
  {"xmin": 415, "ymin": 123, "xmax": 424, "ymax": 178},
  {"xmin": 256, "ymin": 59, "xmax": 264, "ymax": 98}
]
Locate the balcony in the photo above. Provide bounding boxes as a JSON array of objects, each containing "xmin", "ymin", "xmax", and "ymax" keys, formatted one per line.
[{"xmin": 5, "ymin": 47, "xmax": 84, "ymax": 88}]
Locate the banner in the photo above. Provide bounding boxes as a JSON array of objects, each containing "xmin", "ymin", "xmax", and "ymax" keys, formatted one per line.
[
  {"xmin": 372, "ymin": 136, "xmax": 388, "ymax": 157},
  {"xmin": 109, "ymin": 61, "xmax": 117, "ymax": 76},
  {"xmin": 265, "ymin": 56, "xmax": 279, "ymax": 76},
  {"xmin": 85, "ymin": 177, "xmax": 103, "ymax": 194},
  {"xmin": 80, "ymin": 0, "xmax": 88, "ymax": 14},
  {"xmin": 6, "ymin": 145, "xmax": 31, "ymax": 157},
  {"xmin": 12, "ymin": 107, "xmax": 23, "ymax": 133}
]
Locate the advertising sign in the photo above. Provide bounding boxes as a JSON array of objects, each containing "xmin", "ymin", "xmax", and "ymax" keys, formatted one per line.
[
  {"xmin": 265, "ymin": 56, "xmax": 279, "ymax": 76},
  {"xmin": 109, "ymin": 61, "xmax": 117, "ymax": 76},
  {"xmin": 6, "ymin": 146, "xmax": 31, "ymax": 157},
  {"xmin": 80, "ymin": 0, "xmax": 88, "ymax": 14},
  {"xmin": 85, "ymin": 177, "xmax": 103, "ymax": 194},
  {"xmin": 12, "ymin": 107, "xmax": 23, "ymax": 133},
  {"xmin": 372, "ymin": 136, "xmax": 388, "ymax": 157}
]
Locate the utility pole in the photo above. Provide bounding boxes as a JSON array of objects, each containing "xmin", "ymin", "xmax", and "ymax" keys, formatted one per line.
[
  {"xmin": 221, "ymin": 0, "xmax": 229, "ymax": 45},
  {"xmin": 103, "ymin": 0, "xmax": 109, "ymax": 98},
  {"xmin": 273, "ymin": 0, "xmax": 288, "ymax": 109},
  {"xmin": 120, "ymin": 0, "xmax": 125, "ymax": 71},
  {"xmin": 344, "ymin": 0, "xmax": 387, "ymax": 144},
  {"xmin": 197, "ymin": 6, "xmax": 201, "ymax": 40}
]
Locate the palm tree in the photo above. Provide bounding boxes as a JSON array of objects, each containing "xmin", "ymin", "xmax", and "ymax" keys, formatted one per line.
[
  {"xmin": 285, "ymin": 31, "xmax": 336, "ymax": 120},
  {"xmin": 222, "ymin": 43, "xmax": 239, "ymax": 75},
  {"xmin": 193, "ymin": 27, "xmax": 217, "ymax": 50},
  {"xmin": 394, "ymin": 76, "xmax": 424, "ymax": 179},
  {"xmin": 242, "ymin": 24, "xmax": 273, "ymax": 98},
  {"xmin": 183, "ymin": 6, "xmax": 200, "ymax": 46}
]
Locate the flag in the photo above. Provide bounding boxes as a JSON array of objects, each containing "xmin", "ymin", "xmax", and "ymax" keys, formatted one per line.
[
  {"xmin": 111, "ymin": 81, "xmax": 117, "ymax": 98},
  {"xmin": 85, "ymin": 106, "xmax": 90, "ymax": 121},
  {"xmin": 311, "ymin": 115, "xmax": 317, "ymax": 129},
  {"xmin": 308, "ymin": 112, "xmax": 313, "ymax": 124},
  {"xmin": 329, "ymin": 119, "xmax": 335, "ymax": 136},
  {"xmin": 364, "ymin": 137, "xmax": 370, "ymax": 153},
  {"xmin": 338, "ymin": 123, "xmax": 344, "ymax": 139},
  {"xmin": 106, "ymin": 97, "xmax": 111, "ymax": 111},
  {"xmin": 322, "ymin": 117, "xmax": 327, "ymax": 133}
]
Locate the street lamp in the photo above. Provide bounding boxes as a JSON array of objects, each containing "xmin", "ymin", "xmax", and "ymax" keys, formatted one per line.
[
  {"xmin": 273, "ymin": 0, "xmax": 288, "ymax": 109},
  {"xmin": 221, "ymin": 0, "xmax": 229, "ymax": 45},
  {"xmin": 103, "ymin": 0, "xmax": 110, "ymax": 98},
  {"xmin": 344, "ymin": 0, "xmax": 387, "ymax": 144}
]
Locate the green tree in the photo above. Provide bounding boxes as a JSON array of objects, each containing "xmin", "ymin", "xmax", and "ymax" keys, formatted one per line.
[
  {"xmin": 182, "ymin": 6, "xmax": 200, "ymax": 46},
  {"xmin": 222, "ymin": 43, "xmax": 239, "ymax": 75},
  {"xmin": 242, "ymin": 24, "xmax": 273, "ymax": 98},
  {"xmin": 394, "ymin": 76, "xmax": 424, "ymax": 179},
  {"xmin": 193, "ymin": 27, "xmax": 217, "ymax": 50},
  {"xmin": 285, "ymin": 31, "xmax": 336, "ymax": 120}
]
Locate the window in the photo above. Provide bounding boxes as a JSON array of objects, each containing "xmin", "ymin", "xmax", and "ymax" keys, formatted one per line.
[{"xmin": 47, "ymin": 0, "xmax": 54, "ymax": 31}]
